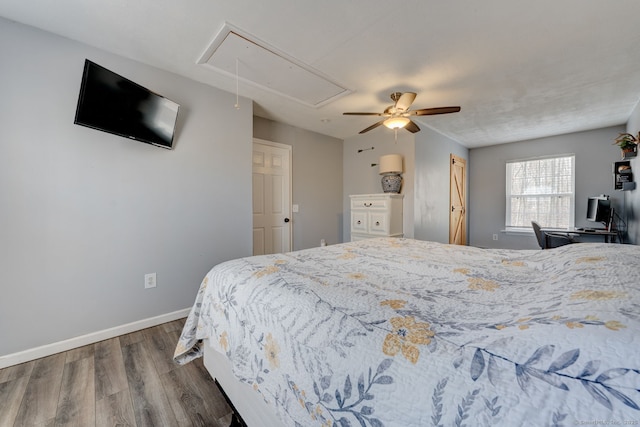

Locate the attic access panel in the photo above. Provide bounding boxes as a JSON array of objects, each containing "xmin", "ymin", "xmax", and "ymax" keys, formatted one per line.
[{"xmin": 198, "ymin": 23, "xmax": 350, "ymax": 108}]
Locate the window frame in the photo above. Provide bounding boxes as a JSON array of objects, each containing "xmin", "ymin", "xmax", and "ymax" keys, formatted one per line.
[{"xmin": 505, "ymin": 154, "xmax": 576, "ymax": 232}]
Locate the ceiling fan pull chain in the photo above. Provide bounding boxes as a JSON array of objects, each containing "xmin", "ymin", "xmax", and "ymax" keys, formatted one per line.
[{"xmin": 234, "ymin": 58, "xmax": 240, "ymax": 110}]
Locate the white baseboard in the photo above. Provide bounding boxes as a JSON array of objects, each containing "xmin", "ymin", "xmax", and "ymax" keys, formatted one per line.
[{"xmin": 0, "ymin": 308, "xmax": 191, "ymax": 369}]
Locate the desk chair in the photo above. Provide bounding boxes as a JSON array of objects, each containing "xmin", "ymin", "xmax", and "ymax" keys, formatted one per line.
[{"xmin": 531, "ymin": 221, "xmax": 577, "ymax": 249}]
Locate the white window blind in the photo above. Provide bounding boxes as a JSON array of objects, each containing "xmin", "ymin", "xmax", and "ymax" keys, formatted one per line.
[{"xmin": 506, "ymin": 155, "xmax": 575, "ymax": 229}]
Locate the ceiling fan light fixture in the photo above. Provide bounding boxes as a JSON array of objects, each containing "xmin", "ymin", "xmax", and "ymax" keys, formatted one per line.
[
  {"xmin": 383, "ymin": 117, "xmax": 410, "ymax": 129},
  {"xmin": 344, "ymin": 92, "xmax": 460, "ymax": 134}
]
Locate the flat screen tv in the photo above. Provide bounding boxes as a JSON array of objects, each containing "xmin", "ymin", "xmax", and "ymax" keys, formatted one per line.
[
  {"xmin": 586, "ymin": 196, "xmax": 611, "ymax": 224},
  {"xmin": 74, "ymin": 59, "xmax": 179, "ymax": 149}
]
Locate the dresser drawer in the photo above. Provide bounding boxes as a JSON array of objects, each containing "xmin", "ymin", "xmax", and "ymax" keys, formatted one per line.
[{"xmin": 350, "ymin": 198, "xmax": 389, "ymax": 210}]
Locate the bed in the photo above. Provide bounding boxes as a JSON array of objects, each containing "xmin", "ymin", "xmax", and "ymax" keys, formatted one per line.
[{"xmin": 174, "ymin": 237, "xmax": 640, "ymax": 427}]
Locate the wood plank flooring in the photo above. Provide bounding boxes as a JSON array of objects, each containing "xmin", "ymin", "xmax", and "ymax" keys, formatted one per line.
[{"xmin": 0, "ymin": 318, "xmax": 233, "ymax": 427}]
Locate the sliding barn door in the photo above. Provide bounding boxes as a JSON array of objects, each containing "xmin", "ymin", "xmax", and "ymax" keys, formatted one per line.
[{"xmin": 449, "ymin": 154, "xmax": 467, "ymax": 245}]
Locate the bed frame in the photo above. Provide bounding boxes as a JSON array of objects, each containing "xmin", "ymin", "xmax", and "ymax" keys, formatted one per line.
[{"xmin": 203, "ymin": 340, "xmax": 282, "ymax": 427}]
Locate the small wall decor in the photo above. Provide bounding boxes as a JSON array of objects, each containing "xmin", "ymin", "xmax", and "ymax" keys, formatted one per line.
[{"xmin": 357, "ymin": 147, "xmax": 375, "ymax": 153}]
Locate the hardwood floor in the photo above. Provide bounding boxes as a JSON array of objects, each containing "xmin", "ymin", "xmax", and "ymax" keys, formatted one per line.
[{"xmin": 0, "ymin": 318, "xmax": 233, "ymax": 427}]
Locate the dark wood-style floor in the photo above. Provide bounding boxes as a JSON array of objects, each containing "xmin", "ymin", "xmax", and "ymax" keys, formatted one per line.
[{"xmin": 0, "ymin": 318, "xmax": 233, "ymax": 427}]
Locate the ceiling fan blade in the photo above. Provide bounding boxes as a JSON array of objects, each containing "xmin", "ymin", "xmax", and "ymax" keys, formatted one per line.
[
  {"xmin": 404, "ymin": 120, "xmax": 420, "ymax": 133},
  {"xmin": 395, "ymin": 92, "xmax": 417, "ymax": 111},
  {"xmin": 410, "ymin": 106, "xmax": 461, "ymax": 116},
  {"xmin": 343, "ymin": 112, "xmax": 384, "ymax": 116},
  {"xmin": 359, "ymin": 120, "xmax": 385, "ymax": 134}
]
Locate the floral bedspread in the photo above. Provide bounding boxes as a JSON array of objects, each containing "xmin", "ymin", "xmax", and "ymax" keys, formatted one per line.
[{"xmin": 174, "ymin": 238, "xmax": 640, "ymax": 427}]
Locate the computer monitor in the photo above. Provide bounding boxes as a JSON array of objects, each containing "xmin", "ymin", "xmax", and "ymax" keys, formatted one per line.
[{"xmin": 586, "ymin": 196, "xmax": 611, "ymax": 225}]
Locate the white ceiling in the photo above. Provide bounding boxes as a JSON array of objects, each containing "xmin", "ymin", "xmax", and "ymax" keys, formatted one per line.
[{"xmin": 2, "ymin": 0, "xmax": 640, "ymax": 148}]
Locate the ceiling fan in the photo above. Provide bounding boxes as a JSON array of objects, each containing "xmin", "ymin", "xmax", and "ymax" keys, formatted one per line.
[{"xmin": 343, "ymin": 92, "xmax": 460, "ymax": 134}]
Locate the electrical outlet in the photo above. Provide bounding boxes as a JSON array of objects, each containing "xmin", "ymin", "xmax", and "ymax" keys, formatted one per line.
[
  {"xmin": 492, "ymin": 234, "xmax": 498, "ymax": 241},
  {"xmin": 145, "ymin": 273, "xmax": 156, "ymax": 289}
]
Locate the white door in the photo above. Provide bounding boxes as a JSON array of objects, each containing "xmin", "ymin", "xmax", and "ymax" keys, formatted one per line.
[{"xmin": 252, "ymin": 139, "xmax": 292, "ymax": 255}]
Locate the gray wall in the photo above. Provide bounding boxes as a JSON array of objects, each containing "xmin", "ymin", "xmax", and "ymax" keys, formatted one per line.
[
  {"xmin": 468, "ymin": 126, "xmax": 625, "ymax": 249},
  {"xmin": 414, "ymin": 128, "xmax": 469, "ymax": 243},
  {"xmin": 625, "ymin": 103, "xmax": 640, "ymax": 245},
  {"xmin": 0, "ymin": 19, "xmax": 253, "ymax": 356},
  {"xmin": 342, "ymin": 131, "xmax": 415, "ymax": 242},
  {"xmin": 254, "ymin": 117, "xmax": 343, "ymax": 249}
]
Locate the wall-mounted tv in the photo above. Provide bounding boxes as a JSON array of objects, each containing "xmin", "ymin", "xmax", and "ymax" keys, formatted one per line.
[{"xmin": 74, "ymin": 59, "xmax": 179, "ymax": 149}]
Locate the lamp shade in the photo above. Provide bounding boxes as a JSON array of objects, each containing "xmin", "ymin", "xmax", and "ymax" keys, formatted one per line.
[
  {"xmin": 379, "ymin": 154, "xmax": 403, "ymax": 175},
  {"xmin": 383, "ymin": 117, "xmax": 410, "ymax": 129}
]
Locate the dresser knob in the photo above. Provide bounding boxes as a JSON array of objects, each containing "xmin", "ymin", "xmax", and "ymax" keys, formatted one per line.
[
  {"xmin": 357, "ymin": 220, "xmax": 361, "ymax": 224},
  {"xmin": 364, "ymin": 202, "xmax": 372, "ymax": 207},
  {"xmin": 375, "ymin": 221, "xmax": 380, "ymax": 226}
]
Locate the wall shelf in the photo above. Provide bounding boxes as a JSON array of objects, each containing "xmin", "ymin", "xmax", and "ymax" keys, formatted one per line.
[{"xmin": 613, "ymin": 161, "xmax": 635, "ymax": 191}]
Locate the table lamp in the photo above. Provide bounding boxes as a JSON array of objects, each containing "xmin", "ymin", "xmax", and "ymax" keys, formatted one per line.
[{"xmin": 379, "ymin": 154, "xmax": 403, "ymax": 193}]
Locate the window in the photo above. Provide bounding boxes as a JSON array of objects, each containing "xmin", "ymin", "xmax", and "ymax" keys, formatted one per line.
[{"xmin": 506, "ymin": 155, "xmax": 575, "ymax": 230}]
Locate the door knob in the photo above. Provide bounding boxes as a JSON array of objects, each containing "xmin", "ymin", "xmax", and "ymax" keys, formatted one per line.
[{"xmin": 284, "ymin": 218, "xmax": 290, "ymax": 223}]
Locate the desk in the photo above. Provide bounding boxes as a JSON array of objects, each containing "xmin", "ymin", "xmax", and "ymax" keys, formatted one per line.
[{"xmin": 540, "ymin": 228, "xmax": 618, "ymax": 243}]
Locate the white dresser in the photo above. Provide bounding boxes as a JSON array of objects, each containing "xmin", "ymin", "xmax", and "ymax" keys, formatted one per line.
[{"xmin": 350, "ymin": 194, "xmax": 404, "ymax": 241}]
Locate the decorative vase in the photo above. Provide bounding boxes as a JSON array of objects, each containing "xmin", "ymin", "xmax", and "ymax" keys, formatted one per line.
[{"xmin": 381, "ymin": 173, "xmax": 402, "ymax": 193}]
